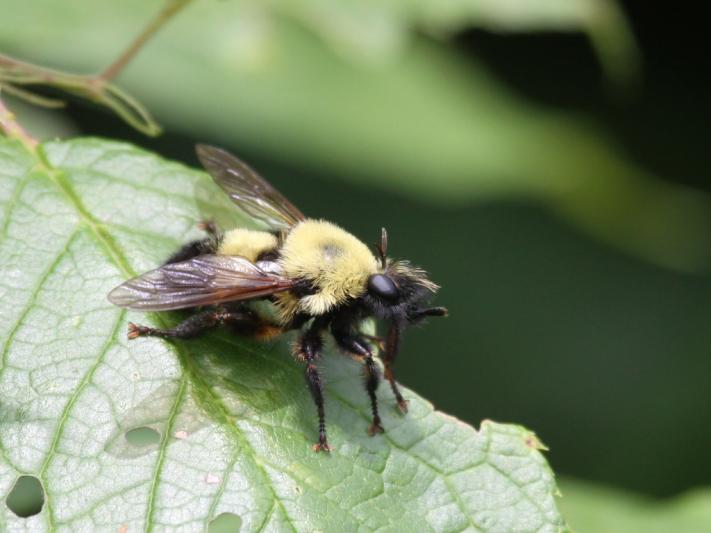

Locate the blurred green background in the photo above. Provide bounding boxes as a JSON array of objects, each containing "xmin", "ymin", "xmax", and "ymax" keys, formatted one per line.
[{"xmin": 2, "ymin": 0, "xmax": 711, "ymax": 528}]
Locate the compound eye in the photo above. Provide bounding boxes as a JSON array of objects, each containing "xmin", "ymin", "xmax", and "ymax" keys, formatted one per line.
[{"xmin": 367, "ymin": 274, "xmax": 399, "ymax": 301}]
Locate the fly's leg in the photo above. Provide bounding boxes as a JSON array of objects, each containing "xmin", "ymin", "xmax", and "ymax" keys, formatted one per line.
[
  {"xmin": 128, "ymin": 308, "xmax": 260, "ymax": 340},
  {"xmin": 296, "ymin": 318, "xmax": 331, "ymax": 452},
  {"xmin": 383, "ymin": 308, "xmax": 446, "ymax": 413},
  {"xmin": 362, "ymin": 355, "xmax": 384, "ymax": 435},
  {"xmin": 332, "ymin": 328, "xmax": 384, "ymax": 435},
  {"xmin": 383, "ymin": 324, "xmax": 408, "ymax": 414}
]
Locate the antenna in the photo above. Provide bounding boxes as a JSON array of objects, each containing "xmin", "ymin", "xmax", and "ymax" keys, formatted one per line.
[{"xmin": 375, "ymin": 227, "xmax": 388, "ymax": 269}]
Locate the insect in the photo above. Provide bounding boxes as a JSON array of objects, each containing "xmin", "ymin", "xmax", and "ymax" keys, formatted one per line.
[{"xmin": 108, "ymin": 145, "xmax": 447, "ymax": 452}]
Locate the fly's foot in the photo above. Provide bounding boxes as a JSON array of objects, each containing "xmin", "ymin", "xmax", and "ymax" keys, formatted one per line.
[
  {"xmin": 127, "ymin": 322, "xmax": 154, "ymax": 340},
  {"xmin": 368, "ymin": 419, "xmax": 385, "ymax": 436},
  {"xmin": 312, "ymin": 440, "xmax": 332, "ymax": 453},
  {"xmin": 397, "ymin": 398, "xmax": 409, "ymax": 415}
]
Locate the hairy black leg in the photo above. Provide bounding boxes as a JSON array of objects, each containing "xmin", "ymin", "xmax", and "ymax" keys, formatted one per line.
[
  {"xmin": 296, "ymin": 318, "xmax": 331, "ymax": 452},
  {"xmin": 363, "ymin": 355, "xmax": 384, "ymax": 435},
  {"xmin": 127, "ymin": 308, "xmax": 255, "ymax": 340},
  {"xmin": 332, "ymin": 329, "xmax": 384, "ymax": 435},
  {"xmin": 383, "ymin": 323, "xmax": 408, "ymax": 413}
]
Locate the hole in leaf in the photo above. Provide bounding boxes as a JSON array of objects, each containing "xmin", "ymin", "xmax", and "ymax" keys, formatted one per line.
[
  {"xmin": 208, "ymin": 512, "xmax": 242, "ymax": 532},
  {"xmin": 6, "ymin": 475, "xmax": 44, "ymax": 518},
  {"xmin": 125, "ymin": 426, "xmax": 160, "ymax": 447}
]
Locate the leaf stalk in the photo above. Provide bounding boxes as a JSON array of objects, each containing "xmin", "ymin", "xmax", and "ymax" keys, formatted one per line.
[
  {"xmin": 0, "ymin": 0, "xmax": 194, "ymax": 136},
  {"xmin": 0, "ymin": 91, "xmax": 38, "ymax": 150}
]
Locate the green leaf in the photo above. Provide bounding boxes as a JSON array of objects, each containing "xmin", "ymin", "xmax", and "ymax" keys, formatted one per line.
[
  {"xmin": 559, "ymin": 478, "xmax": 711, "ymax": 533},
  {"xmin": 0, "ymin": 0, "xmax": 637, "ymax": 76},
  {"xmin": 0, "ymin": 137, "xmax": 568, "ymax": 531},
  {"xmin": 262, "ymin": 0, "xmax": 639, "ymax": 84}
]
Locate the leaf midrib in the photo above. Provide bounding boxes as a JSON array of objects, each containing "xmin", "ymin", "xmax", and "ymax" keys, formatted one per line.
[
  {"xmin": 144, "ymin": 376, "xmax": 187, "ymax": 533},
  {"xmin": 169, "ymin": 335, "xmax": 296, "ymax": 532}
]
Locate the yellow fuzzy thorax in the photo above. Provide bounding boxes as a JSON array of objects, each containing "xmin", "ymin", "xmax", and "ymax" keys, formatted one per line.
[
  {"xmin": 217, "ymin": 228, "xmax": 278, "ymax": 262},
  {"xmin": 277, "ymin": 219, "xmax": 378, "ymax": 319}
]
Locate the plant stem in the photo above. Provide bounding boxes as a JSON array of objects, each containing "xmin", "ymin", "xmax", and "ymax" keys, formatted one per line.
[
  {"xmin": 0, "ymin": 93, "xmax": 38, "ymax": 150},
  {"xmin": 98, "ymin": 0, "xmax": 193, "ymax": 83},
  {"xmin": 0, "ymin": 0, "xmax": 191, "ymax": 135},
  {"xmin": 0, "ymin": 53, "xmax": 73, "ymax": 85},
  {"xmin": 0, "ymin": 53, "xmax": 161, "ymax": 135}
]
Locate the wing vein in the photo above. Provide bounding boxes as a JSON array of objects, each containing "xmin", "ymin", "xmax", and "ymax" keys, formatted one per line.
[{"xmin": 196, "ymin": 144, "xmax": 305, "ymax": 230}]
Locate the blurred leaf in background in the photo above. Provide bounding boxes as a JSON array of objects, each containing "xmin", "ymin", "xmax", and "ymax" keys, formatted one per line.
[
  {"xmin": 559, "ymin": 479, "xmax": 711, "ymax": 533},
  {"xmin": 4, "ymin": 0, "xmax": 711, "ymax": 271},
  {"xmin": 258, "ymin": 0, "xmax": 639, "ymax": 87}
]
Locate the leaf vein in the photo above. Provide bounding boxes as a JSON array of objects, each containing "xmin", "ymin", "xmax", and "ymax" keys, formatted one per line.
[
  {"xmin": 0, "ymin": 228, "xmax": 81, "ymax": 377},
  {"xmin": 145, "ymin": 377, "xmax": 187, "ymax": 532},
  {"xmin": 204, "ymin": 446, "xmax": 239, "ymax": 527},
  {"xmin": 176, "ymin": 345, "xmax": 298, "ymax": 532},
  {"xmin": 0, "ymin": 165, "xmax": 31, "ymax": 238},
  {"xmin": 37, "ymin": 308, "xmax": 125, "ymax": 529}
]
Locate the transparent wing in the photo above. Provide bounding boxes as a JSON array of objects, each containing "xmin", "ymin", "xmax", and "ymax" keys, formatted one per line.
[
  {"xmin": 108, "ymin": 255, "xmax": 294, "ymax": 311},
  {"xmin": 196, "ymin": 144, "xmax": 306, "ymax": 230}
]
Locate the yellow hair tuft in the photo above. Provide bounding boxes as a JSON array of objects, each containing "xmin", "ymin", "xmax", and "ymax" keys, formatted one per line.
[{"xmin": 217, "ymin": 228, "xmax": 278, "ymax": 262}]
